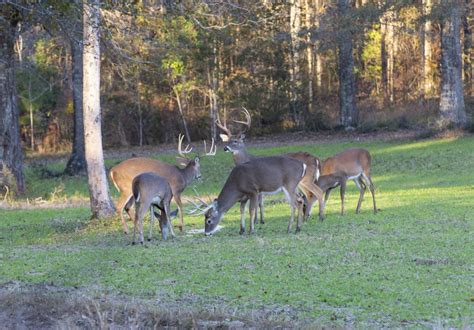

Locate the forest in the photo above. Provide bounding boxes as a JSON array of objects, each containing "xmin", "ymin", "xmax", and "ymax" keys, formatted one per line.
[
  {"xmin": 0, "ymin": 0, "xmax": 473, "ymax": 328},
  {"xmin": 1, "ymin": 0, "xmax": 472, "ymax": 194}
]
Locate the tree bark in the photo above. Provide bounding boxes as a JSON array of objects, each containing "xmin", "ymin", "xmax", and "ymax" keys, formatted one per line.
[
  {"xmin": 290, "ymin": 0, "xmax": 302, "ymax": 126},
  {"xmin": 463, "ymin": 0, "xmax": 472, "ymax": 96},
  {"xmin": 65, "ymin": 30, "xmax": 87, "ymax": 175},
  {"xmin": 0, "ymin": 6, "xmax": 25, "ymax": 194},
  {"xmin": 439, "ymin": 1, "xmax": 466, "ymax": 128},
  {"xmin": 381, "ymin": 11, "xmax": 395, "ymax": 104},
  {"xmin": 83, "ymin": 0, "xmax": 115, "ymax": 219},
  {"xmin": 337, "ymin": 0, "xmax": 358, "ymax": 129},
  {"xmin": 422, "ymin": 0, "xmax": 435, "ymax": 99},
  {"xmin": 304, "ymin": 0, "xmax": 314, "ymax": 113}
]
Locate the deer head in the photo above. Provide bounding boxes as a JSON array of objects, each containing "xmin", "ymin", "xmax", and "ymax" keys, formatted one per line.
[
  {"xmin": 215, "ymin": 108, "xmax": 252, "ymax": 152},
  {"xmin": 176, "ymin": 134, "xmax": 216, "ymax": 181}
]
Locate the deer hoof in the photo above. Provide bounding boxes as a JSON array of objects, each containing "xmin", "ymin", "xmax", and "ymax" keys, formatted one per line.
[
  {"xmin": 295, "ymin": 227, "xmax": 301, "ymax": 234},
  {"xmin": 132, "ymin": 241, "xmax": 136, "ymax": 245},
  {"xmin": 147, "ymin": 238, "xmax": 152, "ymax": 242}
]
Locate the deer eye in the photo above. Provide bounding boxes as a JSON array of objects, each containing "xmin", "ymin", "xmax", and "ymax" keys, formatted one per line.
[{"xmin": 206, "ymin": 220, "xmax": 212, "ymax": 225}]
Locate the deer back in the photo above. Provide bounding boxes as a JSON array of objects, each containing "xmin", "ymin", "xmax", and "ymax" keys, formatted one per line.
[
  {"xmin": 132, "ymin": 172, "xmax": 173, "ymax": 206},
  {"xmin": 321, "ymin": 148, "xmax": 371, "ymax": 177},
  {"xmin": 110, "ymin": 157, "xmax": 188, "ymax": 196}
]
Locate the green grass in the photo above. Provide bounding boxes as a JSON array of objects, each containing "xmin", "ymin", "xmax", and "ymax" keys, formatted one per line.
[{"xmin": 1, "ymin": 136, "xmax": 473, "ymax": 327}]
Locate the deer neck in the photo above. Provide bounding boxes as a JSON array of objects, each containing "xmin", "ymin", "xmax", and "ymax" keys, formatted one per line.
[
  {"xmin": 233, "ymin": 149, "xmax": 251, "ymax": 165},
  {"xmin": 216, "ymin": 185, "xmax": 241, "ymax": 215},
  {"xmin": 180, "ymin": 164, "xmax": 196, "ymax": 185}
]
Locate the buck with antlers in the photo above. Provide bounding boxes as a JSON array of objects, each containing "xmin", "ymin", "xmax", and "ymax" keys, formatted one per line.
[
  {"xmin": 304, "ymin": 148, "xmax": 377, "ymax": 217},
  {"xmin": 216, "ymin": 109, "xmax": 324, "ymax": 222},
  {"xmin": 109, "ymin": 135, "xmax": 216, "ymax": 234},
  {"xmin": 198, "ymin": 156, "xmax": 309, "ymax": 235}
]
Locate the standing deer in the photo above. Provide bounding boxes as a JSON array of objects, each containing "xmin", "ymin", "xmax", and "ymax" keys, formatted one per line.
[
  {"xmin": 198, "ymin": 156, "xmax": 308, "ymax": 235},
  {"xmin": 216, "ymin": 109, "xmax": 324, "ymax": 222},
  {"xmin": 304, "ymin": 148, "xmax": 377, "ymax": 217},
  {"xmin": 132, "ymin": 172, "xmax": 175, "ymax": 244},
  {"xmin": 109, "ymin": 135, "xmax": 216, "ymax": 234}
]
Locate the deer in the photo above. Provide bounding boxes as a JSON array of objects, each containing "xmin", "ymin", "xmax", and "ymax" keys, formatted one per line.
[
  {"xmin": 314, "ymin": 172, "xmax": 348, "ymax": 217},
  {"xmin": 131, "ymin": 172, "xmax": 175, "ymax": 244},
  {"xmin": 109, "ymin": 134, "xmax": 216, "ymax": 235},
  {"xmin": 216, "ymin": 109, "xmax": 324, "ymax": 223},
  {"xmin": 304, "ymin": 148, "xmax": 377, "ymax": 217},
  {"xmin": 194, "ymin": 156, "xmax": 309, "ymax": 235}
]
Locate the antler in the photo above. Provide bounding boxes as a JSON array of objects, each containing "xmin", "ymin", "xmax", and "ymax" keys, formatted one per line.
[
  {"xmin": 203, "ymin": 138, "xmax": 217, "ymax": 156},
  {"xmin": 184, "ymin": 188, "xmax": 215, "ymax": 215},
  {"xmin": 232, "ymin": 107, "xmax": 251, "ymax": 133},
  {"xmin": 178, "ymin": 133, "xmax": 193, "ymax": 157},
  {"xmin": 215, "ymin": 111, "xmax": 233, "ymax": 138}
]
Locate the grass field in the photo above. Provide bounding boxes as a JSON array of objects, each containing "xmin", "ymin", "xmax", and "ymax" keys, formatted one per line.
[{"xmin": 1, "ymin": 135, "xmax": 473, "ymax": 327}]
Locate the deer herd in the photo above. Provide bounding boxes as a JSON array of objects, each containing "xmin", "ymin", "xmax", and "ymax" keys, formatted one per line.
[{"xmin": 109, "ymin": 109, "xmax": 377, "ymax": 245}]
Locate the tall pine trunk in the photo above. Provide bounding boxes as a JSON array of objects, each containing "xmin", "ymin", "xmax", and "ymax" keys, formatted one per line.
[
  {"xmin": 439, "ymin": 1, "xmax": 466, "ymax": 128},
  {"xmin": 65, "ymin": 33, "xmax": 86, "ymax": 175},
  {"xmin": 422, "ymin": 0, "xmax": 434, "ymax": 99},
  {"xmin": 290, "ymin": 0, "xmax": 302, "ymax": 126},
  {"xmin": 0, "ymin": 6, "xmax": 25, "ymax": 194},
  {"xmin": 83, "ymin": 0, "xmax": 115, "ymax": 219},
  {"xmin": 337, "ymin": 0, "xmax": 358, "ymax": 129}
]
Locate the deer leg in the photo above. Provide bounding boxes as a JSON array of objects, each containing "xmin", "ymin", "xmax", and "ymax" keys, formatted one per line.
[
  {"xmin": 133, "ymin": 202, "xmax": 147, "ymax": 245},
  {"xmin": 117, "ymin": 192, "xmax": 133, "ymax": 234},
  {"xmin": 174, "ymin": 194, "xmax": 184, "ymax": 232},
  {"xmin": 340, "ymin": 180, "xmax": 347, "ymax": 216},
  {"xmin": 354, "ymin": 178, "xmax": 366, "ymax": 214},
  {"xmin": 161, "ymin": 204, "xmax": 174, "ymax": 240},
  {"xmin": 240, "ymin": 201, "xmax": 246, "ymax": 235},
  {"xmin": 148, "ymin": 206, "xmax": 156, "ymax": 242},
  {"xmin": 295, "ymin": 194, "xmax": 304, "ymax": 233},
  {"xmin": 248, "ymin": 194, "xmax": 258, "ymax": 234},
  {"xmin": 258, "ymin": 194, "xmax": 265, "ymax": 225},
  {"xmin": 362, "ymin": 173, "xmax": 377, "ymax": 214}
]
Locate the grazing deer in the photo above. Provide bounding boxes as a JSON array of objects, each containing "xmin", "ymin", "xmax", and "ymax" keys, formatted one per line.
[
  {"xmin": 109, "ymin": 135, "xmax": 216, "ymax": 234},
  {"xmin": 216, "ymin": 109, "xmax": 324, "ymax": 222},
  {"xmin": 194, "ymin": 156, "xmax": 312, "ymax": 236},
  {"xmin": 132, "ymin": 172, "xmax": 175, "ymax": 244},
  {"xmin": 314, "ymin": 172, "xmax": 347, "ymax": 217},
  {"xmin": 304, "ymin": 148, "xmax": 377, "ymax": 216}
]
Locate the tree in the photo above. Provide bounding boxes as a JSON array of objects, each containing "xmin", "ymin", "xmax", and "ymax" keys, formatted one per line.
[
  {"xmin": 0, "ymin": 4, "xmax": 25, "ymax": 194},
  {"xmin": 438, "ymin": 1, "xmax": 466, "ymax": 128},
  {"xmin": 289, "ymin": 0, "xmax": 302, "ymax": 126},
  {"xmin": 65, "ymin": 3, "xmax": 86, "ymax": 176},
  {"xmin": 83, "ymin": 0, "xmax": 115, "ymax": 219},
  {"xmin": 422, "ymin": 0, "xmax": 435, "ymax": 99},
  {"xmin": 337, "ymin": 0, "xmax": 358, "ymax": 129}
]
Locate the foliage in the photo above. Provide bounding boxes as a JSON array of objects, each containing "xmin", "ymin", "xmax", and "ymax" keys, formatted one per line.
[{"xmin": 2, "ymin": 136, "xmax": 473, "ymax": 326}]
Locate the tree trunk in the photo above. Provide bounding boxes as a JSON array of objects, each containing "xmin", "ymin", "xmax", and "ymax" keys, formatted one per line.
[
  {"xmin": 0, "ymin": 6, "xmax": 25, "ymax": 194},
  {"xmin": 381, "ymin": 11, "xmax": 395, "ymax": 104},
  {"xmin": 463, "ymin": 0, "xmax": 472, "ymax": 96},
  {"xmin": 83, "ymin": 0, "xmax": 115, "ymax": 219},
  {"xmin": 304, "ymin": 0, "xmax": 314, "ymax": 113},
  {"xmin": 337, "ymin": 0, "xmax": 358, "ymax": 129},
  {"xmin": 315, "ymin": 0, "xmax": 323, "ymax": 94},
  {"xmin": 439, "ymin": 1, "xmax": 466, "ymax": 128},
  {"xmin": 422, "ymin": 0, "xmax": 435, "ymax": 99},
  {"xmin": 290, "ymin": 0, "xmax": 302, "ymax": 126},
  {"xmin": 65, "ymin": 33, "xmax": 87, "ymax": 175}
]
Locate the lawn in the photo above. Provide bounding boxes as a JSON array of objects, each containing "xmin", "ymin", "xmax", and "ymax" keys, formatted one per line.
[{"xmin": 1, "ymin": 135, "xmax": 473, "ymax": 327}]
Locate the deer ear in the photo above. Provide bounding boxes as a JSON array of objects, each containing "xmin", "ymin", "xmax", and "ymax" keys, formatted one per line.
[
  {"xmin": 219, "ymin": 134, "xmax": 230, "ymax": 142},
  {"xmin": 239, "ymin": 134, "xmax": 246, "ymax": 141},
  {"xmin": 176, "ymin": 157, "xmax": 189, "ymax": 167},
  {"xmin": 194, "ymin": 156, "xmax": 200, "ymax": 163}
]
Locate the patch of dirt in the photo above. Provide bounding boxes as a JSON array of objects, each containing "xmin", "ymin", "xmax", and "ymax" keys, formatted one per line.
[{"xmin": 0, "ymin": 281, "xmax": 305, "ymax": 329}]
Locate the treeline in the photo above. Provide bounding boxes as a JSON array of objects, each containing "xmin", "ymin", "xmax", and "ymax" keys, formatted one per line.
[{"xmin": 0, "ymin": 0, "xmax": 472, "ymax": 195}]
